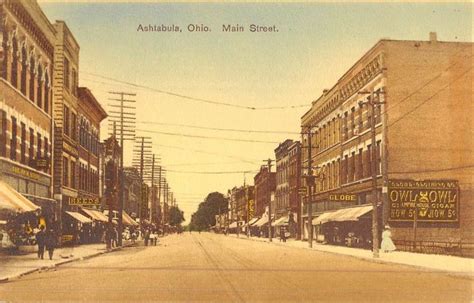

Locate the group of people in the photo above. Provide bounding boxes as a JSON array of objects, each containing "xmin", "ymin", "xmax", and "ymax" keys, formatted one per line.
[
  {"xmin": 35, "ymin": 226, "xmax": 56, "ymax": 260},
  {"xmin": 143, "ymin": 228, "xmax": 160, "ymax": 246}
]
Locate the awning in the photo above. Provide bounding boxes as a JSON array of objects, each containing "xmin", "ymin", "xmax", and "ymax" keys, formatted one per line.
[
  {"xmin": 228, "ymin": 222, "xmax": 238, "ymax": 229},
  {"xmin": 66, "ymin": 211, "xmax": 93, "ymax": 224},
  {"xmin": 273, "ymin": 216, "xmax": 288, "ymax": 226},
  {"xmin": 123, "ymin": 211, "xmax": 139, "ymax": 226},
  {"xmin": 254, "ymin": 216, "xmax": 269, "ymax": 227},
  {"xmin": 81, "ymin": 208, "xmax": 108, "ymax": 222},
  {"xmin": 248, "ymin": 217, "xmax": 260, "ymax": 226},
  {"xmin": 312, "ymin": 205, "xmax": 372, "ymax": 225},
  {"xmin": 0, "ymin": 181, "xmax": 40, "ymax": 213}
]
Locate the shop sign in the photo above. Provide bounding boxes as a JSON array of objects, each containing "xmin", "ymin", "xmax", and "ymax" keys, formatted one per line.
[
  {"xmin": 247, "ymin": 199, "xmax": 255, "ymax": 220},
  {"xmin": 69, "ymin": 197, "xmax": 100, "ymax": 206},
  {"xmin": 388, "ymin": 179, "xmax": 459, "ymax": 222},
  {"xmin": 11, "ymin": 166, "xmax": 41, "ymax": 180},
  {"xmin": 329, "ymin": 193, "xmax": 357, "ymax": 202}
]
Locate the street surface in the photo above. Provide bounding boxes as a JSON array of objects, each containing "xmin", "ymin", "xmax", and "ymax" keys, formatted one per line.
[{"xmin": 0, "ymin": 233, "xmax": 472, "ymax": 302}]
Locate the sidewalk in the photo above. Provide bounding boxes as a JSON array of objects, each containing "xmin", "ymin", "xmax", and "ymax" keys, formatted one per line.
[
  {"xmin": 226, "ymin": 233, "xmax": 474, "ymax": 277},
  {"xmin": 0, "ymin": 241, "xmax": 136, "ymax": 283}
]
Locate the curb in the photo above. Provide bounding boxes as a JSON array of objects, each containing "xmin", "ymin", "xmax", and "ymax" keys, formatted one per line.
[
  {"xmin": 0, "ymin": 243, "xmax": 134, "ymax": 283},
  {"xmin": 227, "ymin": 234, "xmax": 474, "ymax": 278}
]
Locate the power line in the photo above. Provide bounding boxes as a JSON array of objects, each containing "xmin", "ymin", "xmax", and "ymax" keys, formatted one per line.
[
  {"xmin": 137, "ymin": 121, "xmax": 300, "ymax": 135},
  {"xmin": 135, "ymin": 128, "xmax": 280, "ymax": 144},
  {"xmin": 153, "ymin": 143, "xmax": 260, "ymax": 165},
  {"xmin": 389, "ymin": 164, "xmax": 474, "ymax": 175},
  {"xmin": 82, "ymin": 71, "xmax": 309, "ymax": 110},
  {"xmin": 387, "ymin": 66, "xmax": 472, "ymax": 127},
  {"xmin": 166, "ymin": 169, "xmax": 259, "ymax": 174},
  {"xmin": 165, "ymin": 161, "xmax": 244, "ymax": 167}
]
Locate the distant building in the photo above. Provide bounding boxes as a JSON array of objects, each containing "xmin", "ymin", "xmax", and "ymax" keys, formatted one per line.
[
  {"xmin": 288, "ymin": 141, "xmax": 301, "ymax": 238},
  {"xmin": 301, "ymin": 33, "xmax": 473, "ymax": 252},
  {"xmin": 254, "ymin": 165, "xmax": 276, "ymax": 218}
]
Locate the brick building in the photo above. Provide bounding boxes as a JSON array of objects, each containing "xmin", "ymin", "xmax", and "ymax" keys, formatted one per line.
[
  {"xmin": 288, "ymin": 141, "xmax": 301, "ymax": 238},
  {"xmin": 274, "ymin": 139, "xmax": 293, "ymax": 219},
  {"xmin": 253, "ymin": 165, "xmax": 276, "ymax": 218},
  {"xmin": 0, "ymin": 1, "xmax": 55, "ymax": 216},
  {"xmin": 301, "ymin": 33, "xmax": 473, "ymax": 251},
  {"xmin": 77, "ymin": 87, "xmax": 107, "ymax": 207},
  {"xmin": 51, "ymin": 21, "xmax": 81, "ymax": 227}
]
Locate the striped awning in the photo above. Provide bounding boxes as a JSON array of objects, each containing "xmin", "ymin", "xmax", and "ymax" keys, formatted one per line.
[
  {"xmin": 312, "ymin": 205, "xmax": 372, "ymax": 225},
  {"xmin": 66, "ymin": 211, "xmax": 93, "ymax": 224},
  {"xmin": 81, "ymin": 208, "xmax": 108, "ymax": 222},
  {"xmin": 0, "ymin": 181, "xmax": 40, "ymax": 213}
]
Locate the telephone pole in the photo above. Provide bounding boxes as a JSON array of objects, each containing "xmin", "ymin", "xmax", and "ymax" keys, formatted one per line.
[
  {"xmin": 132, "ymin": 136, "xmax": 152, "ymax": 227},
  {"xmin": 264, "ymin": 158, "xmax": 274, "ymax": 242},
  {"xmin": 359, "ymin": 89, "xmax": 385, "ymax": 258},
  {"xmin": 108, "ymin": 92, "xmax": 136, "ymax": 246}
]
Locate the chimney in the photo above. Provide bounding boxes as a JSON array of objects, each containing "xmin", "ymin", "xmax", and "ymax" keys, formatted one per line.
[{"xmin": 429, "ymin": 32, "xmax": 437, "ymax": 43}]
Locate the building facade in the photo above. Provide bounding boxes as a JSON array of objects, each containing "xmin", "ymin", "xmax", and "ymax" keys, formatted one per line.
[
  {"xmin": 288, "ymin": 141, "xmax": 301, "ymax": 238},
  {"xmin": 253, "ymin": 165, "xmax": 276, "ymax": 218},
  {"xmin": 76, "ymin": 87, "xmax": 106, "ymax": 208},
  {"xmin": 52, "ymin": 21, "xmax": 80, "ymax": 224},
  {"xmin": 0, "ymin": 1, "xmax": 55, "ymax": 217},
  {"xmin": 301, "ymin": 33, "xmax": 473, "ymax": 251},
  {"xmin": 274, "ymin": 139, "xmax": 293, "ymax": 219}
]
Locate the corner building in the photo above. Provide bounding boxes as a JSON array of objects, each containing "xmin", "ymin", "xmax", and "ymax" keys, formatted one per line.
[
  {"xmin": 0, "ymin": 1, "xmax": 55, "ymax": 214},
  {"xmin": 301, "ymin": 34, "xmax": 473, "ymax": 252}
]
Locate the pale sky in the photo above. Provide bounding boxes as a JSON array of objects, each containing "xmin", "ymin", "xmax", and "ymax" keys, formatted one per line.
[{"xmin": 39, "ymin": 1, "xmax": 472, "ymax": 223}]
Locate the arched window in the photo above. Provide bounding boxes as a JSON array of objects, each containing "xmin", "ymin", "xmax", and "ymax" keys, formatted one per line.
[
  {"xmin": 0, "ymin": 30, "xmax": 8, "ymax": 79},
  {"xmin": 44, "ymin": 70, "xmax": 50, "ymax": 114},
  {"xmin": 11, "ymin": 36, "xmax": 18, "ymax": 88},
  {"xmin": 29, "ymin": 56, "xmax": 35, "ymax": 103},
  {"xmin": 37, "ymin": 64, "xmax": 43, "ymax": 109},
  {"xmin": 20, "ymin": 46, "xmax": 27, "ymax": 95}
]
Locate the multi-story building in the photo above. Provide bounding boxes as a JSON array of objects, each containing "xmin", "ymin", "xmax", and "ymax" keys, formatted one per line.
[
  {"xmin": 274, "ymin": 139, "xmax": 293, "ymax": 219},
  {"xmin": 301, "ymin": 33, "xmax": 473, "ymax": 252},
  {"xmin": 288, "ymin": 141, "xmax": 301, "ymax": 238},
  {"xmin": 52, "ymin": 21, "xmax": 80, "ymax": 223},
  {"xmin": 76, "ymin": 87, "xmax": 106, "ymax": 207},
  {"xmin": 0, "ymin": 1, "xmax": 55, "ymax": 220},
  {"xmin": 254, "ymin": 165, "xmax": 276, "ymax": 217},
  {"xmin": 123, "ymin": 166, "xmax": 141, "ymax": 218}
]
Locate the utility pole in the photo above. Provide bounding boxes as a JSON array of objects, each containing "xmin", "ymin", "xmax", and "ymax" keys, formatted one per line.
[
  {"xmin": 265, "ymin": 158, "xmax": 273, "ymax": 242},
  {"xmin": 360, "ymin": 89, "xmax": 385, "ymax": 258},
  {"xmin": 108, "ymin": 92, "xmax": 136, "ymax": 247},
  {"xmin": 132, "ymin": 136, "xmax": 152, "ymax": 227},
  {"xmin": 303, "ymin": 129, "xmax": 315, "ymax": 248},
  {"xmin": 150, "ymin": 154, "xmax": 155, "ymax": 223}
]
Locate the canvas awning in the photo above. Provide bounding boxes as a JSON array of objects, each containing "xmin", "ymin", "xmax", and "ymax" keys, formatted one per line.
[
  {"xmin": 123, "ymin": 211, "xmax": 139, "ymax": 226},
  {"xmin": 66, "ymin": 211, "xmax": 93, "ymax": 224},
  {"xmin": 254, "ymin": 216, "xmax": 269, "ymax": 227},
  {"xmin": 228, "ymin": 222, "xmax": 238, "ymax": 229},
  {"xmin": 273, "ymin": 216, "xmax": 288, "ymax": 226},
  {"xmin": 248, "ymin": 217, "xmax": 260, "ymax": 226},
  {"xmin": 0, "ymin": 181, "xmax": 40, "ymax": 213},
  {"xmin": 81, "ymin": 208, "xmax": 108, "ymax": 222},
  {"xmin": 312, "ymin": 205, "xmax": 372, "ymax": 225}
]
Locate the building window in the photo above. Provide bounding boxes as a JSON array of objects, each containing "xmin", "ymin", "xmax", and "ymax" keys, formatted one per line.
[
  {"xmin": 37, "ymin": 133, "xmax": 42, "ymax": 159},
  {"xmin": 29, "ymin": 128, "xmax": 34, "ymax": 164},
  {"xmin": 10, "ymin": 116, "xmax": 17, "ymax": 161},
  {"xmin": 343, "ymin": 112, "xmax": 348, "ymax": 140},
  {"xmin": 63, "ymin": 105, "xmax": 70, "ymax": 136},
  {"xmin": 37, "ymin": 65, "xmax": 43, "ymax": 109},
  {"xmin": 376, "ymin": 141, "xmax": 382, "ymax": 175},
  {"xmin": 358, "ymin": 103, "xmax": 364, "ymax": 133},
  {"xmin": 11, "ymin": 37, "xmax": 18, "ymax": 88},
  {"xmin": 63, "ymin": 157, "xmax": 69, "ymax": 187},
  {"xmin": 350, "ymin": 107, "xmax": 355, "ymax": 138},
  {"xmin": 350, "ymin": 152, "xmax": 355, "ymax": 182},
  {"xmin": 357, "ymin": 148, "xmax": 363, "ymax": 180},
  {"xmin": 71, "ymin": 112, "xmax": 77, "ymax": 141},
  {"xmin": 29, "ymin": 57, "xmax": 35, "ymax": 103},
  {"xmin": 71, "ymin": 69, "xmax": 77, "ymax": 96},
  {"xmin": 44, "ymin": 72, "xmax": 50, "ymax": 114},
  {"xmin": 44, "ymin": 137, "xmax": 49, "ymax": 162},
  {"xmin": 20, "ymin": 47, "xmax": 27, "ymax": 95},
  {"xmin": 0, "ymin": 111, "xmax": 6, "ymax": 157},
  {"xmin": 64, "ymin": 57, "xmax": 70, "ymax": 90},
  {"xmin": 20, "ymin": 123, "xmax": 26, "ymax": 164},
  {"xmin": 70, "ymin": 160, "xmax": 76, "ymax": 189}
]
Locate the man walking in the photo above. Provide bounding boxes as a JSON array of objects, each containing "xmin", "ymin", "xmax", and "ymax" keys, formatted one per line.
[
  {"xmin": 45, "ymin": 228, "xmax": 56, "ymax": 260},
  {"xmin": 35, "ymin": 225, "xmax": 46, "ymax": 259}
]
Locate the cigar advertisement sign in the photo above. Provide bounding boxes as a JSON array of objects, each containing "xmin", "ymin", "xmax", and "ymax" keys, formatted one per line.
[{"xmin": 388, "ymin": 179, "xmax": 459, "ymax": 223}]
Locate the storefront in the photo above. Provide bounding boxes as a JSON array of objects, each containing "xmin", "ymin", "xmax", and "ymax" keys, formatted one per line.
[{"xmin": 312, "ymin": 204, "xmax": 372, "ymax": 248}]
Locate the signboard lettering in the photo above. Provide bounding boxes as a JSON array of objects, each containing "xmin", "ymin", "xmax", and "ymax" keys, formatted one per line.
[
  {"xmin": 388, "ymin": 179, "xmax": 459, "ymax": 223},
  {"xmin": 69, "ymin": 197, "xmax": 100, "ymax": 206},
  {"xmin": 329, "ymin": 194, "xmax": 357, "ymax": 202}
]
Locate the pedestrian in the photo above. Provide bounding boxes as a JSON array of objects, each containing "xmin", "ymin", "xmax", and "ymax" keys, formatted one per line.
[
  {"xmin": 112, "ymin": 227, "xmax": 118, "ymax": 248},
  {"xmin": 381, "ymin": 225, "xmax": 396, "ymax": 253},
  {"xmin": 153, "ymin": 230, "xmax": 159, "ymax": 246},
  {"xmin": 144, "ymin": 228, "xmax": 150, "ymax": 246},
  {"xmin": 35, "ymin": 225, "xmax": 46, "ymax": 259},
  {"xmin": 44, "ymin": 229, "xmax": 56, "ymax": 260}
]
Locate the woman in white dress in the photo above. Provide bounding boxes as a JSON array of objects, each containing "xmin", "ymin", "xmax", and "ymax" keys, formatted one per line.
[{"xmin": 381, "ymin": 225, "xmax": 396, "ymax": 253}]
